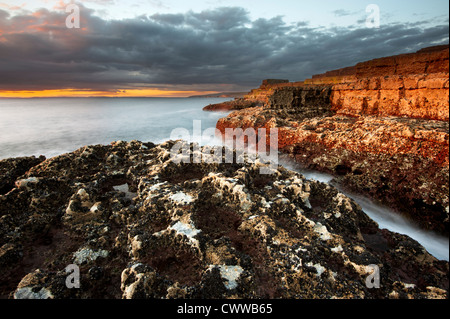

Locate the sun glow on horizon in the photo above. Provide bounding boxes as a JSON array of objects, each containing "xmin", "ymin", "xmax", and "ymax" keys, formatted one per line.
[{"xmin": 0, "ymin": 88, "xmax": 219, "ymax": 98}]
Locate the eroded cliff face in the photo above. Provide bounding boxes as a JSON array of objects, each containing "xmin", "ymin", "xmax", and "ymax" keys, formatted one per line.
[
  {"xmin": 307, "ymin": 46, "xmax": 449, "ymax": 120},
  {"xmin": 214, "ymin": 45, "xmax": 450, "ymax": 234},
  {"xmin": 247, "ymin": 45, "xmax": 449, "ymax": 120},
  {"xmin": 329, "ymin": 73, "xmax": 449, "ymax": 121},
  {"xmin": 214, "ymin": 46, "xmax": 449, "ymax": 118},
  {"xmin": 0, "ymin": 141, "xmax": 448, "ymax": 299}
]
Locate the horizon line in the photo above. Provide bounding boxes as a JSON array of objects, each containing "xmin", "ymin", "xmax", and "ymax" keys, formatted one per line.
[{"xmin": 0, "ymin": 88, "xmax": 226, "ymax": 99}]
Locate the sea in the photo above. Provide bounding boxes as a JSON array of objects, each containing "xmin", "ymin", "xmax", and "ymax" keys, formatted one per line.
[
  {"xmin": 0, "ymin": 97, "xmax": 448, "ymax": 261},
  {"xmin": 0, "ymin": 97, "xmax": 230, "ymax": 160}
]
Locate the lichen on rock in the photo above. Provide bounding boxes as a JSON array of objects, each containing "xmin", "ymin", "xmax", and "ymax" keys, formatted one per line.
[{"xmin": 0, "ymin": 140, "xmax": 447, "ymax": 299}]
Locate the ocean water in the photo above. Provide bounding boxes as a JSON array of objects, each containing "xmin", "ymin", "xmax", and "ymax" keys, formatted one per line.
[
  {"xmin": 0, "ymin": 97, "xmax": 448, "ymax": 261},
  {"xmin": 0, "ymin": 97, "xmax": 230, "ymax": 160},
  {"xmin": 281, "ymin": 160, "xmax": 450, "ymax": 261},
  {"xmin": 296, "ymin": 168, "xmax": 449, "ymax": 261}
]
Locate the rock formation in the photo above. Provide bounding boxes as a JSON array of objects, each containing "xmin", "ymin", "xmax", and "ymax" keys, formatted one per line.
[
  {"xmin": 203, "ymin": 98, "xmax": 263, "ymax": 112},
  {"xmin": 0, "ymin": 156, "xmax": 46, "ymax": 195},
  {"xmin": 0, "ymin": 45, "xmax": 448, "ymax": 300},
  {"xmin": 213, "ymin": 45, "xmax": 449, "ymax": 235},
  {"xmin": 0, "ymin": 141, "xmax": 448, "ymax": 299}
]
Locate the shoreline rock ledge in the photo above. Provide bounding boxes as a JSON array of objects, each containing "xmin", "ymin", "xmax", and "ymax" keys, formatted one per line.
[
  {"xmin": 212, "ymin": 45, "xmax": 450, "ymax": 235},
  {"xmin": 0, "ymin": 141, "xmax": 448, "ymax": 299}
]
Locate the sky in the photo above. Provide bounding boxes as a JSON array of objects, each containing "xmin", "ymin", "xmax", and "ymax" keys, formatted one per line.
[{"xmin": 0, "ymin": 0, "xmax": 448, "ymax": 97}]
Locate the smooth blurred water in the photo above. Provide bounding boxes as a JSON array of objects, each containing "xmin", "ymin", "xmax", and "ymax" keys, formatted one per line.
[
  {"xmin": 294, "ymin": 165, "xmax": 449, "ymax": 261},
  {"xmin": 0, "ymin": 97, "xmax": 231, "ymax": 159}
]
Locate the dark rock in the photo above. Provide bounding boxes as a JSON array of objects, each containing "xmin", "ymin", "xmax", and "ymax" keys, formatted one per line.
[
  {"xmin": 0, "ymin": 140, "xmax": 447, "ymax": 299},
  {"xmin": 203, "ymin": 98, "xmax": 262, "ymax": 112},
  {"xmin": 0, "ymin": 156, "xmax": 45, "ymax": 195}
]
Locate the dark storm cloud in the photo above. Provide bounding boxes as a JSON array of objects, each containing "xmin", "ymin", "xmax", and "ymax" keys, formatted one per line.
[
  {"xmin": 332, "ymin": 9, "xmax": 361, "ymax": 17},
  {"xmin": 0, "ymin": 4, "xmax": 448, "ymax": 92}
]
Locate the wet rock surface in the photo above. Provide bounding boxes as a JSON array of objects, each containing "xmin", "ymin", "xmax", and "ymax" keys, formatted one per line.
[
  {"xmin": 217, "ymin": 110, "xmax": 449, "ymax": 234},
  {"xmin": 0, "ymin": 141, "xmax": 448, "ymax": 299},
  {"xmin": 0, "ymin": 156, "xmax": 46, "ymax": 195},
  {"xmin": 213, "ymin": 46, "xmax": 449, "ymax": 235}
]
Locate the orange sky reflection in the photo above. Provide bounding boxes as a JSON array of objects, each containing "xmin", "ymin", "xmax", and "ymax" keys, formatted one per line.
[{"xmin": 0, "ymin": 88, "xmax": 217, "ymax": 98}]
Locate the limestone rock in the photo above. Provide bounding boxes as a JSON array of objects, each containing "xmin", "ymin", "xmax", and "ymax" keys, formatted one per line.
[
  {"xmin": 213, "ymin": 45, "xmax": 449, "ymax": 234},
  {"xmin": 0, "ymin": 141, "xmax": 447, "ymax": 299}
]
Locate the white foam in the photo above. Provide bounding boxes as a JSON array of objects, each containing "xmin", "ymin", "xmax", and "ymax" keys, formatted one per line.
[
  {"xmin": 306, "ymin": 262, "xmax": 326, "ymax": 277},
  {"xmin": 286, "ymin": 164, "xmax": 449, "ymax": 261},
  {"xmin": 169, "ymin": 221, "xmax": 202, "ymax": 247}
]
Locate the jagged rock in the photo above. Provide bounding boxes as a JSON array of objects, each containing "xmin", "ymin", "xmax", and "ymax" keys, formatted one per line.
[
  {"xmin": 268, "ymin": 85, "xmax": 333, "ymax": 118},
  {"xmin": 213, "ymin": 45, "xmax": 449, "ymax": 235},
  {"xmin": 0, "ymin": 156, "xmax": 46, "ymax": 195},
  {"xmin": 203, "ymin": 98, "xmax": 263, "ymax": 112},
  {"xmin": 217, "ymin": 109, "xmax": 449, "ymax": 234},
  {"xmin": 0, "ymin": 141, "xmax": 447, "ymax": 299}
]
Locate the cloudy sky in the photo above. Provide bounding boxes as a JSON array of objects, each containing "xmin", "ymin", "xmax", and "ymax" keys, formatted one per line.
[{"xmin": 0, "ymin": 0, "xmax": 448, "ymax": 97}]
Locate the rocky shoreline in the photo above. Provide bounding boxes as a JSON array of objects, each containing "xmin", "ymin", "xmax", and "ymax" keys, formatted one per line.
[
  {"xmin": 0, "ymin": 141, "xmax": 448, "ymax": 299},
  {"xmin": 213, "ymin": 45, "xmax": 449, "ymax": 236},
  {"xmin": 0, "ymin": 45, "xmax": 448, "ymax": 300},
  {"xmin": 203, "ymin": 98, "xmax": 263, "ymax": 112}
]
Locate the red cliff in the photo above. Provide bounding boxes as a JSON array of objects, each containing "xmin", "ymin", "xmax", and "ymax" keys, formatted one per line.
[
  {"xmin": 241, "ymin": 45, "xmax": 449, "ymax": 120},
  {"xmin": 213, "ymin": 45, "xmax": 450, "ymax": 235}
]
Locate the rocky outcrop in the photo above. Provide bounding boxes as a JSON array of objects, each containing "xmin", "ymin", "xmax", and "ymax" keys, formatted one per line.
[
  {"xmin": 217, "ymin": 111, "xmax": 449, "ymax": 233},
  {"xmin": 0, "ymin": 141, "xmax": 448, "ymax": 299},
  {"xmin": 218, "ymin": 46, "xmax": 449, "ymax": 120},
  {"xmin": 268, "ymin": 85, "xmax": 333, "ymax": 120},
  {"xmin": 329, "ymin": 73, "xmax": 449, "ymax": 121},
  {"xmin": 203, "ymin": 98, "xmax": 262, "ymax": 112},
  {"xmin": 213, "ymin": 45, "xmax": 450, "ymax": 235},
  {"xmin": 310, "ymin": 45, "xmax": 450, "ymax": 120},
  {"xmin": 240, "ymin": 46, "xmax": 450, "ymax": 121},
  {"xmin": 0, "ymin": 156, "xmax": 46, "ymax": 195},
  {"xmin": 244, "ymin": 81, "xmax": 308, "ymax": 105}
]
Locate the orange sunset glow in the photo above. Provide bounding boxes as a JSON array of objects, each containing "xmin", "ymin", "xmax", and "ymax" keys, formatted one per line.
[{"xmin": 0, "ymin": 89, "xmax": 218, "ymax": 98}]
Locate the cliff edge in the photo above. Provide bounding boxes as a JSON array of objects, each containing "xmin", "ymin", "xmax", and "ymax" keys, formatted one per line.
[{"xmin": 213, "ymin": 45, "xmax": 450, "ymax": 235}]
